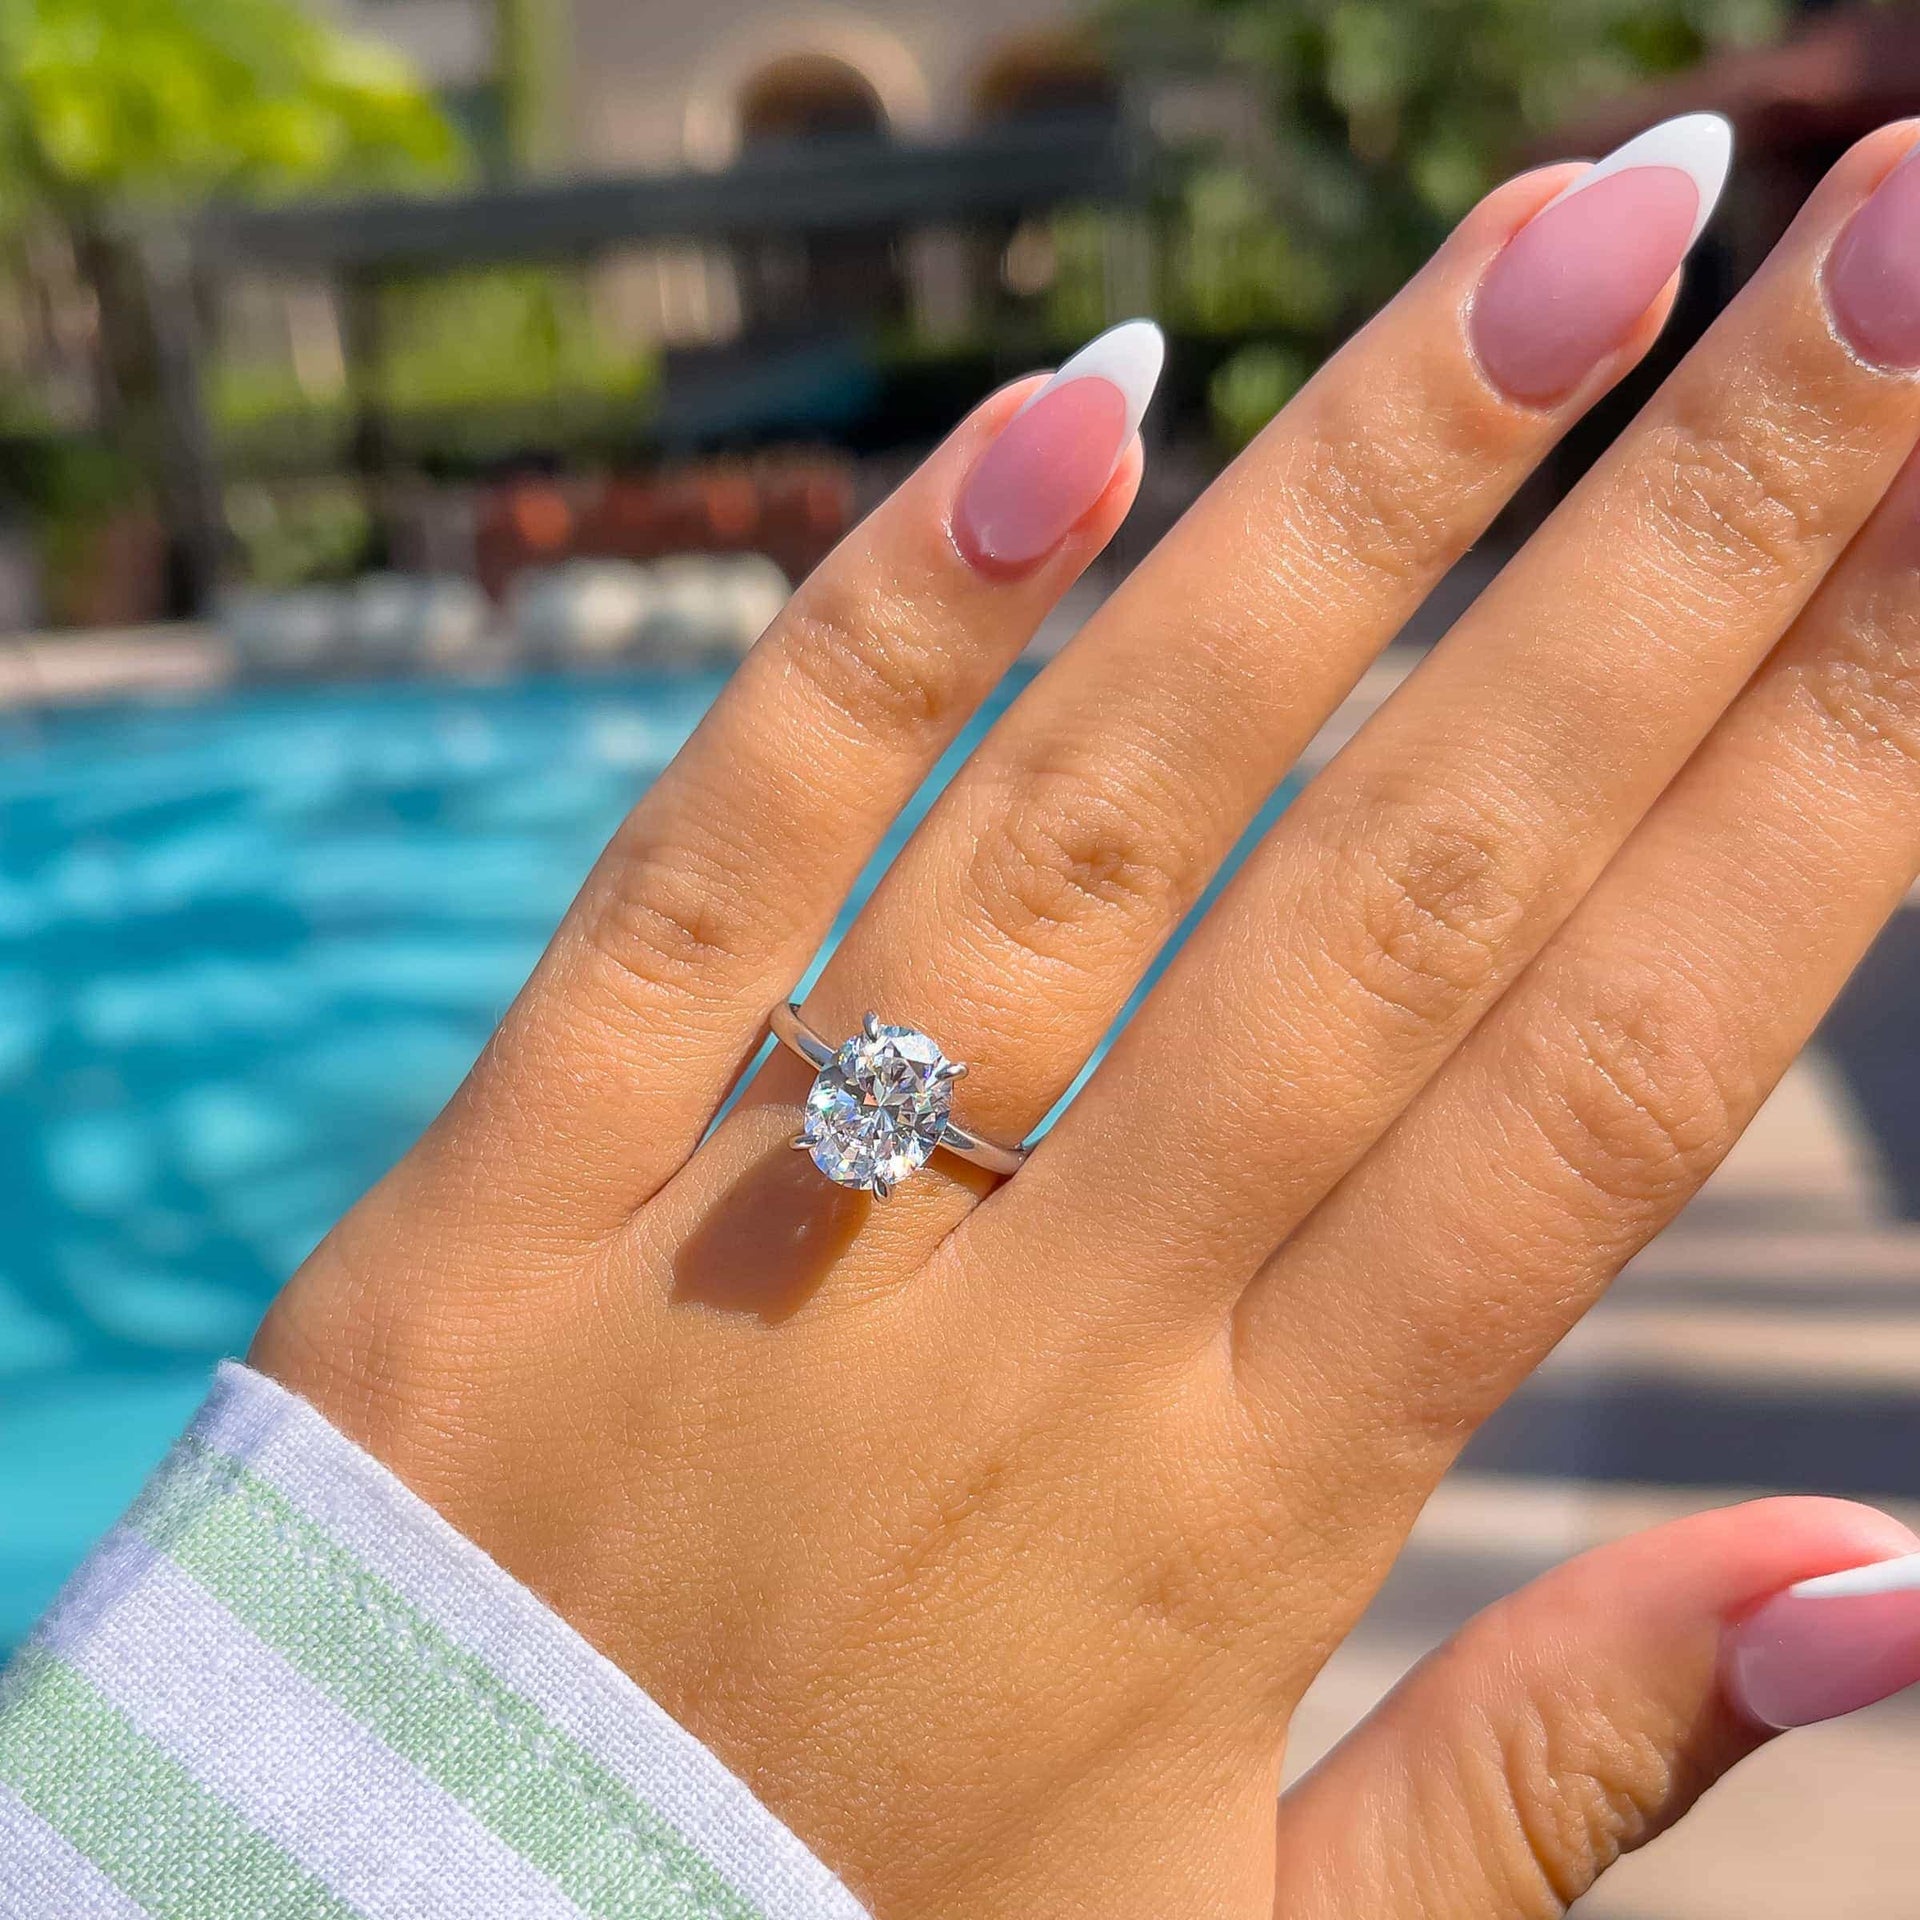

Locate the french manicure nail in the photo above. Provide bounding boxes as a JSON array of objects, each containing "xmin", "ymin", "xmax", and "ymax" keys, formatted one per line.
[
  {"xmin": 1472, "ymin": 112, "xmax": 1733, "ymax": 406},
  {"xmin": 1725, "ymin": 1550, "xmax": 1920, "ymax": 1730},
  {"xmin": 953, "ymin": 319, "xmax": 1165, "ymax": 577},
  {"xmin": 1827, "ymin": 138, "xmax": 1920, "ymax": 367}
]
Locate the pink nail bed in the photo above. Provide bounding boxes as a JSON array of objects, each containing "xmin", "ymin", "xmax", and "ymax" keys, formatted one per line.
[
  {"xmin": 1827, "ymin": 142, "xmax": 1920, "ymax": 368},
  {"xmin": 953, "ymin": 320, "xmax": 1164, "ymax": 578},
  {"xmin": 1726, "ymin": 1551, "xmax": 1920, "ymax": 1730},
  {"xmin": 1471, "ymin": 114, "xmax": 1731, "ymax": 406}
]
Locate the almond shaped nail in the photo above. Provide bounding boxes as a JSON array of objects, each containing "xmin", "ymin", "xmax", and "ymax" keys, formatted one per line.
[
  {"xmin": 1472, "ymin": 112, "xmax": 1733, "ymax": 407},
  {"xmin": 954, "ymin": 319, "xmax": 1165, "ymax": 578}
]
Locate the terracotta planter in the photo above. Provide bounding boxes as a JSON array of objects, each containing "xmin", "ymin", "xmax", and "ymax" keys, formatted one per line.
[
  {"xmin": 43, "ymin": 508, "xmax": 170, "ymax": 630},
  {"xmin": 480, "ymin": 456, "xmax": 856, "ymax": 600}
]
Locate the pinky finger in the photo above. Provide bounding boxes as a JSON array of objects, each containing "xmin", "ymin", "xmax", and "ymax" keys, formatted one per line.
[{"xmin": 1272, "ymin": 1499, "xmax": 1920, "ymax": 1919}]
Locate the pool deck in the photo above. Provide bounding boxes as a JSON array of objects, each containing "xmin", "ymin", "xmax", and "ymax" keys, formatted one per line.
[{"xmin": 0, "ymin": 624, "xmax": 231, "ymax": 709}]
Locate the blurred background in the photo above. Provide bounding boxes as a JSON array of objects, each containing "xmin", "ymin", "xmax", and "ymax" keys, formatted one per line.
[{"xmin": 4, "ymin": 0, "xmax": 1920, "ymax": 1909}]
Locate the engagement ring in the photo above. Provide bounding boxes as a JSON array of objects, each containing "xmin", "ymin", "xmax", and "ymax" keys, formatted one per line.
[{"xmin": 771, "ymin": 1004, "xmax": 1028, "ymax": 1198}]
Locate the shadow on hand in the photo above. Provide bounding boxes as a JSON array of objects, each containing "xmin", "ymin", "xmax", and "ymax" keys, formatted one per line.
[{"xmin": 671, "ymin": 1132, "xmax": 871, "ymax": 1323}]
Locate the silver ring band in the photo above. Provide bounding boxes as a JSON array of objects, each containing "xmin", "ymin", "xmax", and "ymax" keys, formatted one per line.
[{"xmin": 772, "ymin": 1002, "xmax": 1029, "ymax": 1188}]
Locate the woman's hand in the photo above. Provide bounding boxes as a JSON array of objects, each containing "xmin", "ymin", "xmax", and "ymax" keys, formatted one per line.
[{"xmin": 256, "ymin": 114, "xmax": 1920, "ymax": 1917}]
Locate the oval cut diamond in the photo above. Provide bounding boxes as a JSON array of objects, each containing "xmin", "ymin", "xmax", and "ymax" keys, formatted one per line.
[{"xmin": 804, "ymin": 1022, "xmax": 956, "ymax": 1195}]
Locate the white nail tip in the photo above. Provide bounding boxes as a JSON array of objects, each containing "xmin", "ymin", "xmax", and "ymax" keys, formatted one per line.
[
  {"xmin": 1017, "ymin": 318, "xmax": 1166, "ymax": 444},
  {"xmin": 1788, "ymin": 1551, "xmax": 1920, "ymax": 1601},
  {"xmin": 1544, "ymin": 111, "xmax": 1734, "ymax": 251}
]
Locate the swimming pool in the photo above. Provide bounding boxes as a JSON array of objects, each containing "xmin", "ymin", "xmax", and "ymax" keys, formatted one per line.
[{"xmin": 0, "ymin": 669, "xmax": 1291, "ymax": 1649}]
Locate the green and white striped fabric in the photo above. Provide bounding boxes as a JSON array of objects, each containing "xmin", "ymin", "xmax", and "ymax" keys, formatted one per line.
[{"xmin": 0, "ymin": 1364, "xmax": 868, "ymax": 1920}]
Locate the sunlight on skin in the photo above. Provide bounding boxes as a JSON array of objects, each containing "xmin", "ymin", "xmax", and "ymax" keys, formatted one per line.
[{"xmin": 249, "ymin": 121, "xmax": 1920, "ymax": 1919}]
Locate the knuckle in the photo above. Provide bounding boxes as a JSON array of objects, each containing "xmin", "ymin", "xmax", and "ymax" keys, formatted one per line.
[
  {"xmin": 1637, "ymin": 387, "xmax": 1857, "ymax": 604},
  {"xmin": 1455, "ymin": 1662, "xmax": 1688, "ymax": 1913},
  {"xmin": 579, "ymin": 828, "xmax": 771, "ymax": 1007},
  {"xmin": 775, "ymin": 573, "xmax": 964, "ymax": 742},
  {"xmin": 1276, "ymin": 389, "xmax": 1482, "ymax": 589},
  {"xmin": 1788, "ymin": 582, "xmax": 1920, "ymax": 771},
  {"xmin": 1317, "ymin": 783, "xmax": 1530, "ymax": 1026},
  {"xmin": 1529, "ymin": 969, "xmax": 1742, "ymax": 1214},
  {"xmin": 969, "ymin": 750, "xmax": 1195, "ymax": 971}
]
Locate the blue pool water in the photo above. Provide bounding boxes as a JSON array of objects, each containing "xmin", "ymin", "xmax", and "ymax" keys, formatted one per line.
[{"xmin": 0, "ymin": 669, "xmax": 1292, "ymax": 1649}]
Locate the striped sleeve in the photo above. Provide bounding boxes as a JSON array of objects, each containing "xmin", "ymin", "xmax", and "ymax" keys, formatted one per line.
[{"xmin": 0, "ymin": 1363, "xmax": 869, "ymax": 1920}]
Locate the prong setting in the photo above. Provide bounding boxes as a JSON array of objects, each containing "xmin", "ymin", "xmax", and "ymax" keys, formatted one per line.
[
  {"xmin": 771, "ymin": 1000, "xmax": 1027, "ymax": 1184},
  {"xmin": 798, "ymin": 1014, "xmax": 959, "ymax": 1197}
]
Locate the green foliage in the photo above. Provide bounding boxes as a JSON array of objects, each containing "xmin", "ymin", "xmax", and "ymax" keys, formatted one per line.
[
  {"xmin": 1123, "ymin": 0, "xmax": 1781, "ymax": 248},
  {"xmin": 210, "ymin": 267, "xmax": 661, "ymax": 481},
  {"xmin": 1209, "ymin": 339, "xmax": 1310, "ymax": 448},
  {"xmin": 1172, "ymin": 159, "xmax": 1339, "ymax": 336},
  {"xmin": 225, "ymin": 477, "xmax": 369, "ymax": 586},
  {"xmin": 1111, "ymin": 0, "xmax": 1790, "ymax": 440},
  {"xmin": 0, "ymin": 0, "xmax": 462, "ymax": 601},
  {"xmin": 0, "ymin": 0, "xmax": 463, "ymax": 220},
  {"xmin": 0, "ymin": 427, "xmax": 136, "ymax": 518},
  {"xmin": 1041, "ymin": 207, "xmax": 1120, "ymax": 346},
  {"xmin": 376, "ymin": 268, "xmax": 648, "ymax": 416}
]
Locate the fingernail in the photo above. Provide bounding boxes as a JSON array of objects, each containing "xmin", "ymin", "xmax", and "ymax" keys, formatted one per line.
[
  {"xmin": 1472, "ymin": 113, "xmax": 1732, "ymax": 406},
  {"xmin": 1827, "ymin": 137, "xmax": 1920, "ymax": 367},
  {"xmin": 1725, "ymin": 1551, "xmax": 1920, "ymax": 1729},
  {"xmin": 953, "ymin": 319, "xmax": 1164, "ymax": 577}
]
